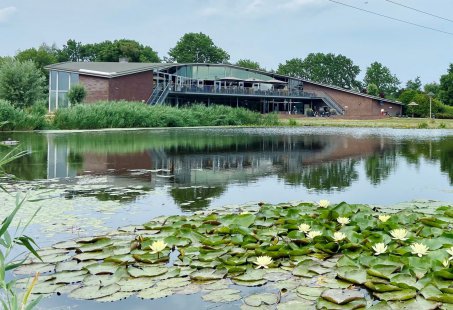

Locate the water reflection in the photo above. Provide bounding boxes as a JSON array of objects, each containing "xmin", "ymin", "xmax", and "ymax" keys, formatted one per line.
[{"xmin": 1, "ymin": 128, "xmax": 453, "ymax": 209}]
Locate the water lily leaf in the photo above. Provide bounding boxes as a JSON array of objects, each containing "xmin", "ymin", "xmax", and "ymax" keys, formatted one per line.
[
  {"xmin": 231, "ymin": 279, "xmax": 267, "ymax": 287},
  {"xmin": 118, "ymin": 277, "xmax": 156, "ymax": 292},
  {"xmin": 233, "ymin": 269, "xmax": 265, "ymax": 282},
  {"xmin": 374, "ymin": 289, "xmax": 416, "ymax": 301},
  {"xmin": 365, "ymin": 282, "xmax": 402, "ymax": 293},
  {"xmin": 296, "ymin": 286, "xmax": 325, "ymax": 298},
  {"xmin": 164, "ymin": 236, "xmax": 191, "ymax": 247},
  {"xmin": 85, "ymin": 262, "xmax": 120, "ymax": 275},
  {"xmin": 316, "ymin": 298, "xmax": 367, "ymax": 310},
  {"xmin": 244, "ymin": 293, "xmax": 278, "ymax": 307},
  {"xmin": 137, "ymin": 287, "xmax": 174, "ymax": 300},
  {"xmin": 32, "ymin": 281, "xmax": 64, "ymax": 294},
  {"xmin": 421, "ymin": 284, "xmax": 453, "ymax": 303},
  {"xmin": 389, "ymin": 273, "xmax": 422, "ymax": 290},
  {"xmin": 368, "ymin": 301, "xmax": 392, "ymax": 310},
  {"xmin": 54, "ymin": 270, "xmax": 88, "ymax": 284},
  {"xmin": 220, "ymin": 214, "xmax": 256, "ymax": 228},
  {"xmin": 388, "ymin": 296, "xmax": 441, "ymax": 310},
  {"xmin": 78, "ymin": 238, "xmax": 113, "ymax": 252},
  {"xmin": 69, "ymin": 284, "xmax": 120, "ymax": 300},
  {"xmin": 52, "ymin": 240, "xmax": 78, "ymax": 250},
  {"xmin": 368, "ymin": 265, "xmax": 400, "ymax": 280},
  {"xmin": 321, "ymin": 289, "xmax": 365, "ymax": 305},
  {"xmin": 190, "ymin": 269, "xmax": 227, "ymax": 281},
  {"xmin": 105, "ymin": 254, "xmax": 135, "ymax": 264},
  {"xmin": 132, "ymin": 253, "xmax": 169, "ymax": 264},
  {"xmin": 202, "ymin": 288, "xmax": 241, "ymax": 303},
  {"xmin": 263, "ymin": 270, "xmax": 291, "ymax": 282},
  {"xmin": 155, "ymin": 277, "xmax": 190, "ymax": 289},
  {"xmin": 14, "ymin": 263, "xmax": 54, "ymax": 275},
  {"xmin": 40, "ymin": 253, "xmax": 72, "ymax": 264},
  {"xmin": 74, "ymin": 251, "xmax": 110, "ymax": 261},
  {"xmin": 127, "ymin": 265, "xmax": 167, "ymax": 278},
  {"xmin": 55, "ymin": 260, "xmax": 95, "ymax": 273},
  {"xmin": 277, "ymin": 299, "xmax": 314, "ymax": 309},
  {"xmin": 95, "ymin": 291, "xmax": 134, "ymax": 302},
  {"xmin": 202, "ymin": 279, "xmax": 230, "ymax": 291},
  {"xmin": 337, "ymin": 267, "xmax": 367, "ymax": 284}
]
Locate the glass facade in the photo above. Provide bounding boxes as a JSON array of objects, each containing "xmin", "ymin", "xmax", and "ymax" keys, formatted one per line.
[
  {"xmin": 175, "ymin": 65, "xmax": 273, "ymax": 81},
  {"xmin": 49, "ymin": 70, "xmax": 79, "ymax": 111}
]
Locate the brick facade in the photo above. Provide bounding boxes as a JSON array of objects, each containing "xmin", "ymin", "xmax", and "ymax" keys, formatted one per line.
[
  {"xmin": 79, "ymin": 71, "xmax": 153, "ymax": 103},
  {"xmin": 303, "ymin": 82, "xmax": 403, "ymax": 117}
]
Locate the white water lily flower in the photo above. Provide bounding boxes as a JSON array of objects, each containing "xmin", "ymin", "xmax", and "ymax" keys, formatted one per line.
[
  {"xmin": 318, "ymin": 200, "xmax": 330, "ymax": 208},
  {"xmin": 254, "ymin": 256, "xmax": 273, "ymax": 269},
  {"xmin": 410, "ymin": 243, "xmax": 429, "ymax": 257},
  {"xmin": 337, "ymin": 217, "xmax": 350, "ymax": 226},
  {"xmin": 372, "ymin": 243, "xmax": 387, "ymax": 256},
  {"xmin": 149, "ymin": 240, "xmax": 167, "ymax": 254},
  {"xmin": 446, "ymin": 246, "xmax": 453, "ymax": 258},
  {"xmin": 298, "ymin": 223, "xmax": 311, "ymax": 233},
  {"xmin": 378, "ymin": 215, "xmax": 391, "ymax": 222},
  {"xmin": 390, "ymin": 228, "xmax": 409, "ymax": 241},
  {"xmin": 333, "ymin": 232, "xmax": 347, "ymax": 242},
  {"xmin": 307, "ymin": 230, "xmax": 322, "ymax": 239},
  {"xmin": 442, "ymin": 259, "xmax": 450, "ymax": 268}
]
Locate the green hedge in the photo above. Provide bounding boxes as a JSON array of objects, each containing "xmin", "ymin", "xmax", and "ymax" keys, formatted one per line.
[
  {"xmin": 0, "ymin": 100, "xmax": 47, "ymax": 130},
  {"xmin": 53, "ymin": 102, "xmax": 279, "ymax": 129}
]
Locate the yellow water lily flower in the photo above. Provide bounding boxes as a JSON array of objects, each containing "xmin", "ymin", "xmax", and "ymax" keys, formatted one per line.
[
  {"xmin": 442, "ymin": 259, "xmax": 450, "ymax": 268},
  {"xmin": 337, "ymin": 217, "xmax": 350, "ymax": 226},
  {"xmin": 298, "ymin": 223, "xmax": 311, "ymax": 233},
  {"xmin": 318, "ymin": 200, "xmax": 330, "ymax": 208},
  {"xmin": 333, "ymin": 232, "xmax": 347, "ymax": 242},
  {"xmin": 254, "ymin": 256, "xmax": 273, "ymax": 269},
  {"xmin": 390, "ymin": 228, "xmax": 409, "ymax": 241},
  {"xmin": 410, "ymin": 243, "xmax": 429, "ymax": 257},
  {"xmin": 372, "ymin": 243, "xmax": 387, "ymax": 256},
  {"xmin": 307, "ymin": 230, "xmax": 322, "ymax": 239},
  {"xmin": 378, "ymin": 215, "xmax": 391, "ymax": 222},
  {"xmin": 149, "ymin": 240, "xmax": 167, "ymax": 254}
]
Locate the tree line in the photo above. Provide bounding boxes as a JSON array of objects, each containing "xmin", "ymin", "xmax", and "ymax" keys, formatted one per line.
[{"xmin": 0, "ymin": 32, "xmax": 452, "ymax": 117}]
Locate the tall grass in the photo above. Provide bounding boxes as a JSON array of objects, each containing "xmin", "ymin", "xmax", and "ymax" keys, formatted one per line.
[
  {"xmin": 0, "ymin": 100, "xmax": 47, "ymax": 131},
  {"xmin": 53, "ymin": 102, "xmax": 279, "ymax": 129}
]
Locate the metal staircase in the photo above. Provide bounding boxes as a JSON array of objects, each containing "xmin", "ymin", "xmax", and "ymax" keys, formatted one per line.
[
  {"xmin": 148, "ymin": 84, "xmax": 171, "ymax": 105},
  {"xmin": 317, "ymin": 91, "xmax": 345, "ymax": 115}
]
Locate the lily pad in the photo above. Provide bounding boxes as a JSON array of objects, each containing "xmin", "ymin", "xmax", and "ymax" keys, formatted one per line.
[
  {"xmin": 202, "ymin": 288, "xmax": 242, "ymax": 303},
  {"xmin": 190, "ymin": 269, "xmax": 227, "ymax": 281},
  {"xmin": 127, "ymin": 265, "xmax": 167, "ymax": 278},
  {"xmin": 374, "ymin": 289, "xmax": 417, "ymax": 301},
  {"xmin": 137, "ymin": 287, "xmax": 174, "ymax": 300},
  {"xmin": 244, "ymin": 293, "xmax": 279, "ymax": 307},
  {"xmin": 321, "ymin": 289, "xmax": 365, "ymax": 305},
  {"xmin": 69, "ymin": 284, "xmax": 120, "ymax": 300}
]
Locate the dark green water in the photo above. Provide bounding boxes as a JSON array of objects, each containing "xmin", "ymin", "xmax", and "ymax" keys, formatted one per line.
[{"xmin": 2, "ymin": 127, "xmax": 453, "ymax": 309}]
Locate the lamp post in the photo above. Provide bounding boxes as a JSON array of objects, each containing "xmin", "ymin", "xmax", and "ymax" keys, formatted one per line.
[{"xmin": 428, "ymin": 92, "xmax": 434, "ymax": 119}]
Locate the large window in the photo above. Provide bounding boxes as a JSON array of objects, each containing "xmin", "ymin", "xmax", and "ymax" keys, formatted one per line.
[{"xmin": 49, "ymin": 70, "xmax": 79, "ymax": 111}]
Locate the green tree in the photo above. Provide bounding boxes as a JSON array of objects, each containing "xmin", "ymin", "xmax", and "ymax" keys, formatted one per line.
[
  {"xmin": 16, "ymin": 44, "xmax": 59, "ymax": 76},
  {"xmin": 236, "ymin": 59, "xmax": 262, "ymax": 70},
  {"xmin": 364, "ymin": 62, "xmax": 400, "ymax": 97},
  {"xmin": 0, "ymin": 58, "xmax": 45, "ymax": 108},
  {"xmin": 277, "ymin": 53, "xmax": 360, "ymax": 89},
  {"xmin": 67, "ymin": 85, "xmax": 86, "ymax": 105},
  {"xmin": 405, "ymin": 76, "xmax": 422, "ymax": 91},
  {"xmin": 277, "ymin": 58, "xmax": 304, "ymax": 77},
  {"xmin": 58, "ymin": 39, "xmax": 86, "ymax": 62},
  {"xmin": 367, "ymin": 83, "xmax": 380, "ymax": 96},
  {"xmin": 168, "ymin": 32, "xmax": 230, "ymax": 63},
  {"xmin": 438, "ymin": 64, "xmax": 453, "ymax": 106},
  {"xmin": 407, "ymin": 93, "xmax": 442, "ymax": 117},
  {"xmin": 424, "ymin": 82, "xmax": 440, "ymax": 97}
]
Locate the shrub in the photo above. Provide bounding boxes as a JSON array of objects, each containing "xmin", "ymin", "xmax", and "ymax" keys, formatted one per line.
[
  {"xmin": 52, "ymin": 101, "xmax": 277, "ymax": 129},
  {"xmin": 0, "ymin": 58, "xmax": 45, "ymax": 108},
  {"xmin": 67, "ymin": 85, "xmax": 87, "ymax": 105},
  {"xmin": 0, "ymin": 100, "xmax": 47, "ymax": 130}
]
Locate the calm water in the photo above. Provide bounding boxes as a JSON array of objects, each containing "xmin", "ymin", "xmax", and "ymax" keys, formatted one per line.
[{"xmin": 1, "ymin": 127, "xmax": 453, "ymax": 309}]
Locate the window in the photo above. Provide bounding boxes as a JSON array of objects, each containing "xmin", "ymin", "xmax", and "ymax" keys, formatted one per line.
[
  {"xmin": 50, "ymin": 71, "xmax": 57, "ymax": 90},
  {"xmin": 58, "ymin": 72, "xmax": 70, "ymax": 91},
  {"xmin": 48, "ymin": 71, "xmax": 80, "ymax": 111}
]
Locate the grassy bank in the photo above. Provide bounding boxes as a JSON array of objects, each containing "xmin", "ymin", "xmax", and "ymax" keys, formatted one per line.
[
  {"xmin": 53, "ymin": 102, "xmax": 279, "ymax": 129},
  {"xmin": 280, "ymin": 116, "xmax": 453, "ymax": 129}
]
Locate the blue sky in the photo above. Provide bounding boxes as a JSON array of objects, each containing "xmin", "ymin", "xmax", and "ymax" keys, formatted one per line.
[{"xmin": 1, "ymin": 0, "xmax": 452, "ymax": 86}]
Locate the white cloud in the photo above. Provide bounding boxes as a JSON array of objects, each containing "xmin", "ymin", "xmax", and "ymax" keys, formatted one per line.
[{"xmin": 0, "ymin": 6, "xmax": 17, "ymax": 23}]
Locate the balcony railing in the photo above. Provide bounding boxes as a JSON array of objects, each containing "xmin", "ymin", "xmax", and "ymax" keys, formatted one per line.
[{"xmin": 169, "ymin": 84, "xmax": 316, "ymax": 98}]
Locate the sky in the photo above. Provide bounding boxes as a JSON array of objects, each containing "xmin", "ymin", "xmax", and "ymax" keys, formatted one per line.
[{"xmin": 0, "ymin": 0, "xmax": 452, "ymax": 86}]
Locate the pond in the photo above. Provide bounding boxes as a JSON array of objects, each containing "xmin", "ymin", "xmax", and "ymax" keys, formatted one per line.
[{"xmin": 1, "ymin": 127, "xmax": 453, "ymax": 309}]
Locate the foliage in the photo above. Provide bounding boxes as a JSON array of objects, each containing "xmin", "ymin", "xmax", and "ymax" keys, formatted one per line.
[
  {"xmin": 235, "ymin": 59, "xmax": 262, "ymax": 70},
  {"xmin": 15, "ymin": 44, "xmax": 59, "ymax": 76},
  {"xmin": 0, "ymin": 59, "xmax": 46, "ymax": 109},
  {"xmin": 58, "ymin": 39, "xmax": 160, "ymax": 63},
  {"xmin": 406, "ymin": 93, "xmax": 443, "ymax": 118},
  {"xmin": 366, "ymin": 83, "xmax": 379, "ymax": 96},
  {"xmin": 67, "ymin": 85, "xmax": 86, "ymax": 105},
  {"xmin": 168, "ymin": 32, "xmax": 230, "ymax": 63},
  {"xmin": 405, "ymin": 77, "xmax": 422, "ymax": 91},
  {"xmin": 0, "ymin": 149, "xmax": 42, "ymax": 310},
  {"xmin": 15, "ymin": 201, "xmax": 453, "ymax": 308},
  {"xmin": 424, "ymin": 82, "xmax": 440, "ymax": 97},
  {"xmin": 438, "ymin": 64, "xmax": 453, "ymax": 106},
  {"xmin": 364, "ymin": 62, "xmax": 400, "ymax": 98},
  {"xmin": 0, "ymin": 100, "xmax": 47, "ymax": 131},
  {"xmin": 277, "ymin": 53, "xmax": 361, "ymax": 89},
  {"xmin": 52, "ymin": 102, "xmax": 278, "ymax": 129}
]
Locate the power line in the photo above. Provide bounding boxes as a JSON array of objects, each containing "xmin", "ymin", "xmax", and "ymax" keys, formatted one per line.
[
  {"xmin": 384, "ymin": 0, "xmax": 453, "ymax": 24},
  {"xmin": 327, "ymin": 0, "xmax": 453, "ymax": 36}
]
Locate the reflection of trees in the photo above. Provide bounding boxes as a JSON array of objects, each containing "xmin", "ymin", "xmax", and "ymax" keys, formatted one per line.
[
  {"xmin": 282, "ymin": 159, "xmax": 359, "ymax": 191},
  {"xmin": 170, "ymin": 186, "xmax": 226, "ymax": 211},
  {"xmin": 365, "ymin": 151, "xmax": 397, "ymax": 185}
]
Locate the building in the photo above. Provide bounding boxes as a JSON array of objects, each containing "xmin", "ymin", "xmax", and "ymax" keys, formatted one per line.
[{"xmin": 45, "ymin": 62, "xmax": 403, "ymax": 118}]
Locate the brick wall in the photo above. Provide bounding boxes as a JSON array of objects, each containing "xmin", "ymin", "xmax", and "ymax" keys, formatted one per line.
[
  {"xmin": 303, "ymin": 82, "xmax": 403, "ymax": 117},
  {"xmin": 109, "ymin": 71, "xmax": 153, "ymax": 102},
  {"xmin": 79, "ymin": 75, "xmax": 109, "ymax": 103}
]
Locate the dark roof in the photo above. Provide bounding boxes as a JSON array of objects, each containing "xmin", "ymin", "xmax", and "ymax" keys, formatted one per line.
[{"xmin": 45, "ymin": 62, "xmax": 173, "ymax": 78}]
